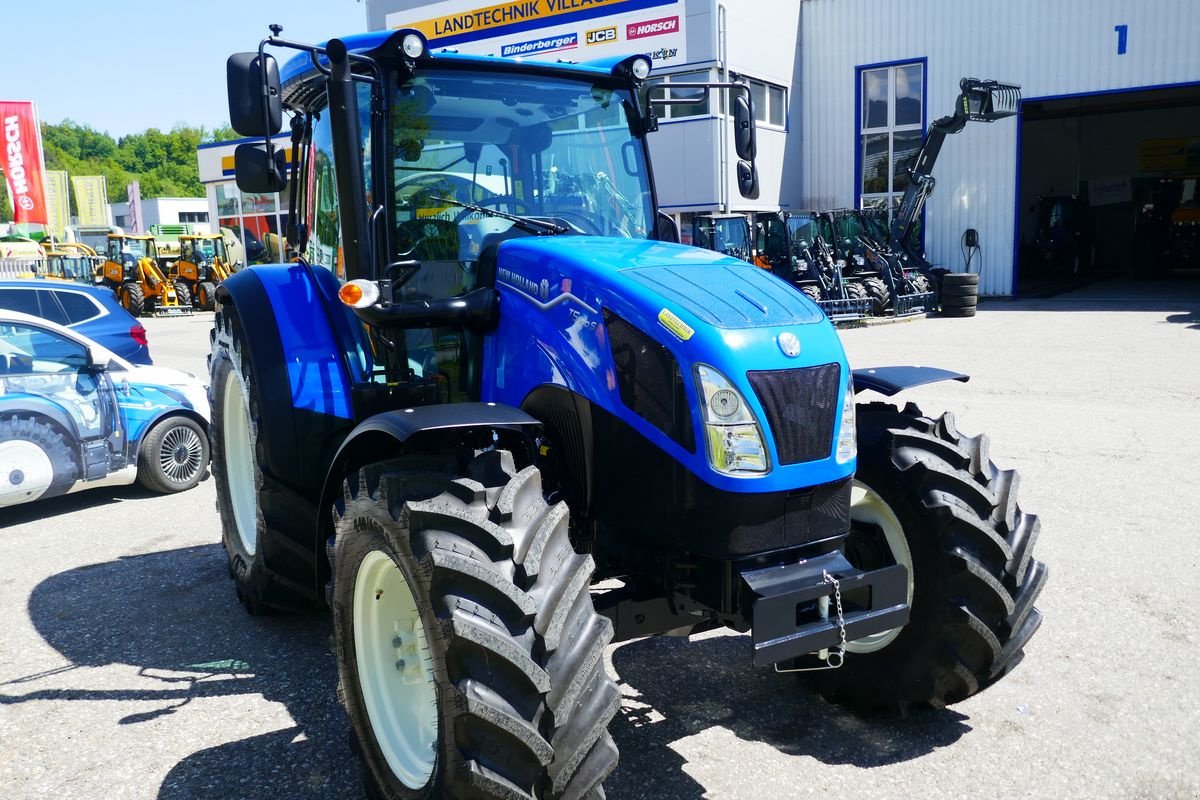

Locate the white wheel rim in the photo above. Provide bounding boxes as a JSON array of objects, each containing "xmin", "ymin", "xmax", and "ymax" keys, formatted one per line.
[
  {"xmin": 354, "ymin": 550, "xmax": 439, "ymax": 788},
  {"xmin": 222, "ymin": 369, "xmax": 257, "ymax": 555},
  {"xmin": 846, "ymin": 479, "xmax": 915, "ymax": 654},
  {"xmin": 0, "ymin": 440, "xmax": 55, "ymax": 506},
  {"xmin": 159, "ymin": 424, "xmax": 204, "ymax": 484}
]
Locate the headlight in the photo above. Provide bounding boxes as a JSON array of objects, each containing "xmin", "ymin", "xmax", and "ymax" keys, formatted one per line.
[
  {"xmin": 695, "ymin": 364, "xmax": 769, "ymax": 475},
  {"xmin": 835, "ymin": 374, "xmax": 856, "ymax": 464}
]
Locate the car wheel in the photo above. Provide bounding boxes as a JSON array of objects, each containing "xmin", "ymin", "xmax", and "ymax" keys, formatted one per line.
[
  {"xmin": 0, "ymin": 417, "xmax": 79, "ymax": 506},
  {"xmin": 137, "ymin": 416, "xmax": 209, "ymax": 493}
]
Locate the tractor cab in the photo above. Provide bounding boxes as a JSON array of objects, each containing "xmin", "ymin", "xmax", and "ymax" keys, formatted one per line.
[
  {"xmin": 173, "ymin": 234, "xmax": 232, "ymax": 311},
  {"xmin": 692, "ymin": 213, "xmax": 754, "ymax": 262},
  {"xmin": 102, "ymin": 235, "xmax": 158, "ymax": 283},
  {"xmin": 39, "ymin": 240, "xmax": 101, "ymax": 284}
]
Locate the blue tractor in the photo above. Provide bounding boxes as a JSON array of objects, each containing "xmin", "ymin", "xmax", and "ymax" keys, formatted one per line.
[{"xmin": 213, "ymin": 28, "xmax": 1046, "ymax": 799}]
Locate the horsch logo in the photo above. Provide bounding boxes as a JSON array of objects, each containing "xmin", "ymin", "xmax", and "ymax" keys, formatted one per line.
[
  {"xmin": 585, "ymin": 26, "xmax": 617, "ymax": 45},
  {"xmin": 626, "ymin": 15, "xmax": 678, "ymax": 40},
  {"xmin": 4, "ymin": 116, "xmax": 31, "ymax": 199}
]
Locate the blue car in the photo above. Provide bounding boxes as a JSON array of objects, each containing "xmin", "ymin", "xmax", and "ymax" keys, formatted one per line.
[
  {"xmin": 0, "ymin": 310, "xmax": 208, "ymax": 507},
  {"xmin": 0, "ymin": 280, "xmax": 152, "ymax": 365}
]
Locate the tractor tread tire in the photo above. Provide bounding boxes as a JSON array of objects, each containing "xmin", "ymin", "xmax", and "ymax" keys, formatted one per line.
[
  {"xmin": 844, "ymin": 281, "xmax": 869, "ymax": 302},
  {"xmin": 173, "ymin": 280, "xmax": 192, "ymax": 308},
  {"xmin": 908, "ymin": 274, "xmax": 933, "ymax": 295},
  {"xmin": 120, "ymin": 282, "xmax": 145, "ymax": 318},
  {"xmin": 799, "ymin": 285, "xmax": 823, "ymax": 304},
  {"xmin": 812, "ymin": 402, "xmax": 1046, "ymax": 714},
  {"xmin": 941, "ymin": 306, "xmax": 977, "ymax": 317},
  {"xmin": 331, "ymin": 451, "xmax": 618, "ymax": 800},
  {"xmin": 0, "ymin": 416, "xmax": 79, "ymax": 503},
  {"xmin": 197, "ymin": 281, "xmax": 217, "ymax": 311},
  {"xmin": 210, "ymin": 303, "xmax": 318, "ymax": 614},
  {"xmin": 861, "ymin": 276, "xmax": 891, "ymax": 315}
]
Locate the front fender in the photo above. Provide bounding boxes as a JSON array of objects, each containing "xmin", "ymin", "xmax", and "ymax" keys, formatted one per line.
[
  {"xmin": 215, "ymin": 263, "xmax": 359, "ymax": 495},
  {"xmin": 852, "ymin": 366, "xmax": 969, "ymax": 396}
]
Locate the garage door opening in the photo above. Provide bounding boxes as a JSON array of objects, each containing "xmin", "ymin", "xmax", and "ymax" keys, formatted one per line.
[{"xmin": 1015, "ymin": 83, "xmax": 1200, "ymax": 295}]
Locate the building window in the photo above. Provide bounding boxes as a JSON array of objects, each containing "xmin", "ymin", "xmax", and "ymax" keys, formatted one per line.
[
  {"xmin": 728, "ymin": 75, "xmax": 787, "ymax": 128},
  {"xmin": 857, "ymin": 61, "xmax": 924, "ymax": 216},
  {"xmin": 179, "ymin": 211, "xmax": 209, "ymax": 223}
]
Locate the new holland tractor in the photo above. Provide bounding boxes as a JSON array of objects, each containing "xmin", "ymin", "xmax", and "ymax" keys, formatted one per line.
[
  {"xmin": 98, "ymin": 234, "xmax": 192, "ymax": 317},
  {"xmin": 171, "ymin": 233, "xmax": 236, "ymax": 311},
  {"xmin": 213, "ymin": 28, "xmax": 1047, "ymax": 799}
]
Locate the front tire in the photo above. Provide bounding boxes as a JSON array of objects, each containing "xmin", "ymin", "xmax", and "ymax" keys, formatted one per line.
[
  {"xmin": 196, "ymin": 281, "xmax": 217, "ymax": 311},
  {"xmin": 210, "ymin": 303, "xmax": 318, "ymax": 613},
  {"xmin": 332, "ymin": 450, "xmax": 620, "ymax": 799},
  {"xmin": 121, "ymin": 281, "xmax": 145, "ymax": 317},
  {"xmin": 137, "ymin": 416, "xmax": 209, "ymax": 493},
  {"xmin": 861, "ymin": 276, "xmax": 891, "ymax": 315},
  {"xmin": 813, "ymin": 402, "xmax": 1047, "ymax": 713}
]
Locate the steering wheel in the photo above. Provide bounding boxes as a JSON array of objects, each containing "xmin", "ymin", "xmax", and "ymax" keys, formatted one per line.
[
  {"xmin": 452, "ymin": 196, "xmax": 532, "ymax": 224},
  {"xmin": 396, "ymin": 218, "xmax": 459, "ymax": 261},
  {"xmin": 544, "ymin": 210, "xmax": 606, "ymax": 236}
]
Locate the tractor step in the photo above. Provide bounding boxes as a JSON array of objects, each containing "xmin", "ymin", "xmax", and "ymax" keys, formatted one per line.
[{"xmin": 742, "ymin": 551, "xmax": 909, "ymax": 666}]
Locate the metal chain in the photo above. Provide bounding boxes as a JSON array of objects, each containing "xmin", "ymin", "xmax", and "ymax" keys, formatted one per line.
[
  {"xmin": 824, "ymin": 570, "xmax": 847, "ymax": 669},
  {"xmin": 774, "ymin": 570, "xmax": 847, "ymax": 674}
]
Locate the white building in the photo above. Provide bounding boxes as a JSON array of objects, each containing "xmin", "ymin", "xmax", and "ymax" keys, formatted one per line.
[
  {"xmin": 196, "ymin": 136, "xmax": 293, "ymax": 264},
  {"xmin": 230, "ymin": 0, "xmax": 1199, "ymax": 295},
  {"xmin": 111, "ymin": 197, "xmax": 212, "ymax": 234}
]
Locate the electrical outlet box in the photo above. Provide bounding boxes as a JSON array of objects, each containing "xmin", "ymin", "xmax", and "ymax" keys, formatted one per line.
[{"xmin": 964, "ymin": 228, "xmax": 979, "ymax": 247}]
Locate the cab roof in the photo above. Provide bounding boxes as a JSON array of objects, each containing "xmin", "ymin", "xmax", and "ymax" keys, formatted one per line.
[{"xmin": 280, "ymin": 29, "xmax": 640, "ymax": 89}]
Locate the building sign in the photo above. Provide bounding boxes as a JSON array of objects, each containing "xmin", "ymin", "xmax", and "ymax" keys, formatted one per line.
[
  {"xmin": 71, "ymin": 176, "xmax": 108, "ymax": 226},
  {"xmin": 1, "ymin": 100, "xmax": 49, "ymax": 225},
  {"xmin": 386, "ymin": 0, "xmax": 687, "ymax": 67}
]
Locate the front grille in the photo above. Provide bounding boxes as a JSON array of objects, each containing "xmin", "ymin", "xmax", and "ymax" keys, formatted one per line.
[{"xmin": 747, "ymin": 364, "xmax": 840, "ymax": 464}]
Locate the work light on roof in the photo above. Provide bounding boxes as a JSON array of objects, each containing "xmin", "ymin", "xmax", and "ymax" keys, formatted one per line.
[
  {"xmin": 631, "ymin": 57, "xmax": 652, "ymax": 80},
  {"xmin": 401, "ymin": 33, "xmax": 425, "ymax": 59}
]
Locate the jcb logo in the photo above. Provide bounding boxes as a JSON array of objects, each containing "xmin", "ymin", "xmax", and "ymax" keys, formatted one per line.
[{"xmin": 585, "ymin": 26, "xmax": 617, "ymax": 45}]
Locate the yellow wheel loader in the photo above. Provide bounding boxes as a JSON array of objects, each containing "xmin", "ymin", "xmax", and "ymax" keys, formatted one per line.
[
  {"xmin": 98, "ymin": 234, "xmax": 193, "ymax": 317},
  {"xmin": 170, "ymin": 233, "xmax": 236, "ymax": 311}
]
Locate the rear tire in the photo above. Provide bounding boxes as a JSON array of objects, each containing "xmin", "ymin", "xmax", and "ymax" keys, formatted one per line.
[
  {"xmin": 332, "ymin": 451, "xmax": 620, "ymax": 799},
  {"xmin": 210, "ymin": 303, "xmax": 318, "ymax": 613},
  {"xmin": 812, "ymin": 402, "xmax": 1047, "ymax": 713},
  {"xmin": 120, "ymin": 282, "xmax": 145, "ymax": 318},
  {"xmin": 799, "ymin": 284, "xmax": 822, "ymax": 304},
  {"xmin": 844, "ymin": 281, "xmax": 869, "ymax": 302},
  {"xmin": 0, "ymin": 417, "xmax": 78, "ymax": 506},
  {"xmin": 137, "ymin": 416, "xmax": 209, "ymax": 493},
  {"xmin": 861, "ymin": 276, "xmax": 891, "ymax": 315}
]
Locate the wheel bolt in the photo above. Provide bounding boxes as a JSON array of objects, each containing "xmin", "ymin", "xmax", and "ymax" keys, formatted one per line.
[
  {"xmin": 392, "ymin": 636, "xmax": 403, "ymax": 648},
  {"xmin": 395, "ymin": 659, "xmax": 406, "ymax": 671}
]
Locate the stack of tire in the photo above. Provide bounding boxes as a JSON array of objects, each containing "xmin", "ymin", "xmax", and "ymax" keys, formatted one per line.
[{"xmin": 939, "ymin": 272, "xmax": 979, "ymax": 317}]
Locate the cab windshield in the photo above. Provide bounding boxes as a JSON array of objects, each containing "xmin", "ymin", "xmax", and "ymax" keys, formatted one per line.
[
  {"xmin": 187, "ymin": 238, "xmax": 225, "ymax": 261},
  {"xmin": 389, "ymin": 68, "xmax": 653, "ymax": 263},
  {"xmin": 111, "ymin": 238, "xmax": 156, "ymax": 260}
]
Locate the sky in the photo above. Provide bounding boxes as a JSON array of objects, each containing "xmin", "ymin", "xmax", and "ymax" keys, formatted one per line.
[{"xmin": 4, "ymin": 0, "xmax": 369, "ymax": 138}]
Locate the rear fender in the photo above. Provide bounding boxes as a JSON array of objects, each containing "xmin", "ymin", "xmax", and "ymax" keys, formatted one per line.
[
  {"xmin": 852, "ymin": 366, "xmax": 968, "ymax": 396},
  {"xmin": 214, "ymin": 264, "xmax": 360, "ymax": 495}
]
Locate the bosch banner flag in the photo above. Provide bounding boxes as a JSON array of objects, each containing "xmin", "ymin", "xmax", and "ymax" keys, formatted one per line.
[{"xmin": 1, "ymin": 101, "xmax": 49, "ymax": 226}]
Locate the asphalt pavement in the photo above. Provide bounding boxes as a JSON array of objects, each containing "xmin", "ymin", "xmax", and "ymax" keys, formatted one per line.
[{"xmin": 1, "ymin": 277, "xmax": 1198, "ymax": 799}]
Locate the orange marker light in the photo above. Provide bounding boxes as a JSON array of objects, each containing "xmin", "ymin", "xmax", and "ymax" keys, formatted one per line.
[{"xmin": 339, "ymin": 282, "xmax": 364, "ymax": 306}]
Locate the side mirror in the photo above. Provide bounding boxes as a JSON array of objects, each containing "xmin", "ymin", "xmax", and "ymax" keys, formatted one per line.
[
  {"xmin": 235, "ymin": 143, "xmax": 287, "ymax": 193},
  {"xmin": 227, "ymin": 52, "xmax": 282, "ymax": 137},
  {"xmin": 732, "ymin": 91, "xmax": 757, "ymax": 161},
  {"xmin": 737, "ymin": 160, "xmax": 759, "ymax": 200},
  {"xmin": 656, "ymin": 212, "xmax": 680, "ymax": 243}
]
